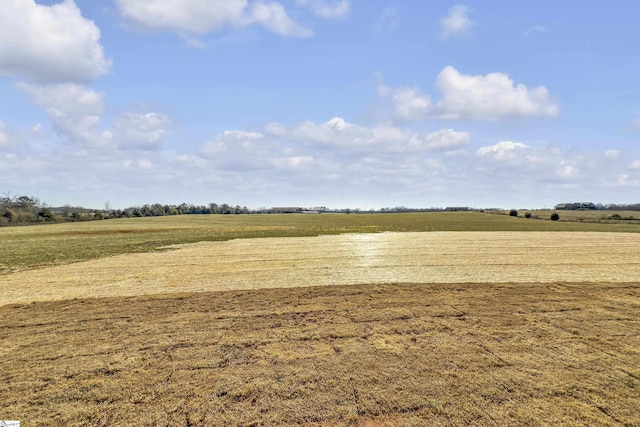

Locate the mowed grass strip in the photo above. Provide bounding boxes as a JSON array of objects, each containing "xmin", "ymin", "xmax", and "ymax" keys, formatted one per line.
[
  {"xmin": 1, "ymin": 283, "xmax": 638, "ymax": 426},
  {"xmin": 2, "ymin": 231, "xmax": 640, "ymax": 307},
  {"xmin": 2, "ymin": 212, "xmax": 640, "ymax": 273}
]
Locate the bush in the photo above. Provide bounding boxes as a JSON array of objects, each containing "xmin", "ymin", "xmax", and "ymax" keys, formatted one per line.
[
  {"xmin": 509, "ymin": 209, "xmax": 518, "ymax": 217},
  {"xmin": 1, "ymin": 208, "xmax": 18, "ymax": 223},
  {"xmin": 524, "ymin": 212, "xmax": 532, "ymax": 218},
  {"xmin": 550, "ymin": 212, "xmax": 560, "ymax": 221}
]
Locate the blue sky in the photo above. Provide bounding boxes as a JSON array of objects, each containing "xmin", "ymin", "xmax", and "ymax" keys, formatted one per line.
[{"xmin": 1, "ymin": 0, "xmax": 639, "ymax": 209}]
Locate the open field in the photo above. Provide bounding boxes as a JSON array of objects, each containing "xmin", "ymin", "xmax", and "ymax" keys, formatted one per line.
[
  {"xmin": 1, "ymin": 214, "xmax": 640, "ymax": 425},
  {"xmin": 2, "ymin": 211, "xmax": 640, "ymax": 274},
  {"xmin": 1, "ymin": 283, "xmax": 639, "ymax": 426},
  {"xmin": 1, "ymin": 231, "xmax": 640, "ymax": 306}
]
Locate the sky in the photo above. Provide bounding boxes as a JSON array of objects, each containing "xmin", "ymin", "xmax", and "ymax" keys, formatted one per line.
[{"xmin": 1, "ymin": 0, "xmax": 640, "ymax": 210}]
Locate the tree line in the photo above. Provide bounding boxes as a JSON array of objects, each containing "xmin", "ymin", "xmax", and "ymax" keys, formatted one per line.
[
  {"xmin": 3, "ymin": 191, "xmax": 640, "ymax": 227},
  {"xmin": 1, "ymin": 193, "xmax": 252, "ymax": 226}
]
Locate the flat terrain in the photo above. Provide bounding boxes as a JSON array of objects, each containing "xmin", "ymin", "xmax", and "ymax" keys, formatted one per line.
[
  {"xmin": 1, "ymin": 214, "xmax": 639, "ymax": 426},
  {"xmin": 1, "ymin": 283, "xmax": 638, "ymax": 426},
  {"xmin": 1, "ymin": 231, "xmax": 639, "ymax": 306},
  {"xmin": 2, "ymin": 211, "xmax": 640, "ymax": 274}
]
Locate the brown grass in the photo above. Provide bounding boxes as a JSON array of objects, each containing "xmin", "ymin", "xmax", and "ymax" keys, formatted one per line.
[
  {"xmin": 1, "ymin": 282, "xmax": 638, "ymax": 426},
  {"xmin": 2, "ymin": 231, "xmax": 639, "ymax": 306},
  {"xmin": 1, "ymin": 230, "xmax": 639, "ymax": 425}
]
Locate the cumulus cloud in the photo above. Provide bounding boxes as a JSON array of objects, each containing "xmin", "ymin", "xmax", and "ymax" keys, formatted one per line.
[
  {"xmin": 115, "ymin": 0, "xmax": 312, "ymax": 38},
  {"xmin": 0, "ymin": 0, "xmax": 111, "ymax": 83},
  {"xmin": 421, "ymin": 128, "xmax": 470, "ymax": 151},
  {"xmin": 440, "ymin": 5, "xmax": 473, "ymax": 38},
  {"xmin": 296, "ymin": 0, "xmax": 349, "ymax": 19},
  {"xmin": 434, "ymin": 66, "xmax": 559, "ymax": 120},
  {"xmin": 17, "ymin": 84, "xmax": 173, "ymax": 150},
  {"xmin": 114, "ymin": 112, "xmax": 173, "ymax": 150},
  {"xmin": 476, "ymin": 141, "xmax": 528, "ymax": 160},
  {"xmin": 266, "ymin": 117, "xmax": 468, "ymax": 154},
  {"xmin": 390, "ymin": 87, "xmax": 432, "ymax": 121},
  {"xmin": 18, "ymin": 83, "xmax": 106, "ymax": 145},
  {"xmin": 375, "ymin": 72, "xmax": 431, "ymax": 121},
  {"xmin": 376, "ymin": 67, "xmax": 558, "ymax": 122},
  {"xmin": 251, "ymin": 2, "xmax": 313, "ymax": 37},
  {"xmin": 475, "ymin": 140, "xmax": 588, "ymax": 182}
]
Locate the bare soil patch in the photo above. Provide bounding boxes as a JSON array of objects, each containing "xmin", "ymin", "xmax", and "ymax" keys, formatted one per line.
[
  {"xmin": 2, "ymin": 231, "xmax": 639, "ymax": 306},
  {"xmin": 1, "ymin": 283, "xmax": 638, "ymax": 426}
]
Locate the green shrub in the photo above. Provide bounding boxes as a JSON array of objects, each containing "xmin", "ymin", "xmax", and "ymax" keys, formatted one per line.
[
  {"xmin": 509, "ymin": 209, "xmax": 518, "ymax": 217},
  {"xmin": 550, "ymin": 212, "xmax": 560, "ymax": 221},
  {"xmin": 524, "ymin": 212, "xmax": 532, "ymax": 218}
]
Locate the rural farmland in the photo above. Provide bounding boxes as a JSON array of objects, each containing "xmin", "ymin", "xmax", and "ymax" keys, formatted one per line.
[{"xmin": 1, "ymin": 213, "xmax": 639, "ymax": 426}]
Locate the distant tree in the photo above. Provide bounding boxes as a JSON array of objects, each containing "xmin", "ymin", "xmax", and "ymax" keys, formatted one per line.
[
  {"xmin": 550, "ymin": 212, "xmax": 560, "ymax": 221},
  {"xmin": 38, "ymin": 208, "xmax": 56, "ymax": 222},
  {"xmin": 509, "ymin": 209, "xmax": 518, "ymax": 217},
  {"xmin": 524, "ymin": 212, "xmax": 532, "ymax": 218}
]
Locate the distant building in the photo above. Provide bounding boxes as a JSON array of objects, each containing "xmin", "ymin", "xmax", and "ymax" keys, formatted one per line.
[
  {"xmin": 269, "ymin": 207, "xmax": 302, "ymax": 214},
  {"xmin": 554, "ymin": 202, "xmax": 596, "ymax": 210}
]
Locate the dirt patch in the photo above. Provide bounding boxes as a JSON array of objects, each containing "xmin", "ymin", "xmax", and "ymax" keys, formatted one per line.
[{"xmin": 1, "ymin": 231, "xmax": 639, "ymax": 306}]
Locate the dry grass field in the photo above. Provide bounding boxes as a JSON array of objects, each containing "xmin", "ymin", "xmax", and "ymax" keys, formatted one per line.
[
  {"xmin": 1, "ymin": 283, "xmax": 639, "ymax": 426},
  {"xmin": 1, "ymin": 214, "xmax": 639, "ymax": 426},
  {"xmin": 2, "ymin": 211, "xmax": 640, "ymax": 274},
  {"xmin": 1, "ymin": 231, "xmax": 640, "ymax": 306}
]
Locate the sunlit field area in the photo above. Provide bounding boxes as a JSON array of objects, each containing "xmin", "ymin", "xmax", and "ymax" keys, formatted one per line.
[
  {"xmin": 2, "ymin": 211, "xmax": 640, "ymax": 274},
  {"xmin": 1, "ymin": 213, "xmax": 639, "ymax": 425}
]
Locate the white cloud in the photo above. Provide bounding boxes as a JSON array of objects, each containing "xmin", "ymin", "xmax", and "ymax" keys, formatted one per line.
[
  {"xmin": 556, "ymin": 160, "xmax": 579, "ymax": 179},
  {"xmin": 0, "ymin": 121, "xmax": 8, "ymax": 147},
  {"xmin": 440, "ymin": 5, "xmax": 473, "ymax": 38},
  {"xmin": 475, "ymin": 141, "xmax": 589, "ymax": 182},
  {"xmin": 604, "ymin": 149, "xmax": 620, "ymax": 159},
  {"xmin": 0, "ymin": 0, "xmax": 111, "ymax": 83},
  {"xmin": 297, "ymin": 0, "xmax": 349, "ymax": 19},
  {"xmin": 618, "ymin": 174, "xmax": 640, "ymax": 187},
  {"xmin": 434, "ymin": 66, "xmax": 559, "ymax": 120},
  {"xmin": 251, "ymin": 2, "xmax": 313, "ymax": 37},
  {"xmin": 199, "ymin": 130, "xmax": 282, "ymax": 169},
  {"xmin": 375, "ymin": 72, "xmax": 431, "ymax": 121},
  {"xmin": 115, "ymin": 0, "xmax": 312, "ymax": 38},
  {"xmin": 421, "ymin": 129, "xmax": 470, "ymax": 151},
  {"xmin": 630, "ymin": 160, "xmax": 640, "ymax": 170},
  {"xmin": 391, "ymin": 87, "xmax": 432, "ymax": 121},
  {"xmin": 18, "ymin": 83, "xmax": 106, "ymax": 145},
  {"xmin": 476, "ymin": 141, "xmax": 529, "ymax": 160},
  {"xmin": 376, "ymin": 67, "xmax": 558, "ymax": 122},
  {"xmin": 114, "ymin": 112, "xmax": 173, "ymax": 150},
  {"xmin": 267, "ymin": 117, "xmax": 468, "ymax": 155}
]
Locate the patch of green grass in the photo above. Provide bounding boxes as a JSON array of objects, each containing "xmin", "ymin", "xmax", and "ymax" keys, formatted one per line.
[{"xmin": 1, "ymin": 212, "xmax": 638, "ymax": 273}]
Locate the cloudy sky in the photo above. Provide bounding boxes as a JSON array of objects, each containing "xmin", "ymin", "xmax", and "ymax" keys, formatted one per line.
[{"xmin": 1, "ymin": 0, "xmax": 639, "ymax": 209}]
